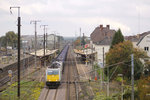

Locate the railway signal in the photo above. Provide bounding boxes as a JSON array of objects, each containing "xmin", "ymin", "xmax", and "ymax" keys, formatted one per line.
[
  {"xmin": 94, "ymin": 76, "xmax": 97, "ymax": 81},
  {"xmin": 8, "ymin": 70, "xmax": 12, "ymax": 77}
]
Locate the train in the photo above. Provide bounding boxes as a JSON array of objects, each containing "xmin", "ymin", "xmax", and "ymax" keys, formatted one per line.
[{"xmin": 46, "ymin": 44, "xmax": 69, "ymax": 87}]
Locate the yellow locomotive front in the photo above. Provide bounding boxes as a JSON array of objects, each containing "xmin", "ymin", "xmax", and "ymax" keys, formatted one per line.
[{"xmin": 46, "ymin": 68, "xmax": 61, "ymax": 86}]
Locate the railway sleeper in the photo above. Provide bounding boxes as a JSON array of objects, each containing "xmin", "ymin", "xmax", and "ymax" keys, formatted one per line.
[{"xmin": 61, "ymin": 81, "xmax": 85, "ymax": 84}]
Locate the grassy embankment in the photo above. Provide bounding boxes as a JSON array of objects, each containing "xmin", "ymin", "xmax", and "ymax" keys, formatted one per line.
[{"xmin": 0, "ymin": 81, "xmax": 44, "ymax": 100}]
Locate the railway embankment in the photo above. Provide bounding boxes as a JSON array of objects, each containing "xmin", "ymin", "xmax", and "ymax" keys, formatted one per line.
[{"xmin": 0, "ymin": 55, "xmax": 34, "ymax": 79}]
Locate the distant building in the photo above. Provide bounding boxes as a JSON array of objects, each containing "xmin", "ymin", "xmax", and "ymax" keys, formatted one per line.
[
  {"xmin": 91, "ymin": 25, "xmax": 115, "ymax": 45},
  {"xmin": 21, "ymin": 34, "xmax": 63, "ymax": 50},
  {"xmin": 136, "ymin": 31, "xmax": 150, "ymax": 56},
  {"xmin": 21, "ymin": 35, "xmax": 34, "ymax": 50},
  {"xmin": 125, "ymin": 31, "xmax": 150, "ymax": 56},
  {"xmin": 124, "ymin": 35, "xmax": 139, "ymax": 47},
  {"xmin": 90, "ymin": 25, "xmax": 116, "ymax": 63},
  {"xmin": 35, "ymin": 34, "xmax": 61, "ymax": 49}
]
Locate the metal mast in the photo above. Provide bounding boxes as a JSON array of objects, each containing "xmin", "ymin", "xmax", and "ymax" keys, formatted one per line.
[
  {"xmin": 10, "ymin": 6, "xmax": 21, "ymax": 97},
  {"xmin": 30, "ymin": 20, "xmax": 41, "ymax": 69},
  {"xmin": 40, "ymin": 25, "xmax": 48, "ymax": 67}
]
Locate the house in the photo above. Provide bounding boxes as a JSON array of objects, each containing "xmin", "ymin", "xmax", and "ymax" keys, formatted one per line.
[
  {"xmin": 124, "ymin": 35, "xmax": 139, "ymax": 47},
  {"xmin": 125, "ymin": 31, "xmax": 150, "ymax": 56},
  {"xmin": 136, "ymin": 31, "xmax": 150, "ymax": 56},
  {"xmin": 90, "ymin": 25, "xmax": 116, "ymax": 63}
]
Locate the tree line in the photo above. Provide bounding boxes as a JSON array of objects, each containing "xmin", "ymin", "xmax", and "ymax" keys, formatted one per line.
[
  {"xmin": 105, "ymin": 29, "xmax": 150, "ymax": 100},
  {"xmin": 0, "ymin": 31, "xmax": 18, "ymax": 49}
]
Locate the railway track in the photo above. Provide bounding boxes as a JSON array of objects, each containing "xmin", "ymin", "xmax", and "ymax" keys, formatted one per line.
[
  {"xmin": 0, "ymin": 55, "xmax": 34, "ymax": 79},
  {"xmin": 38, "ymin": 45, "xmax": 79, "ymax": 100},
  {"xmin": 66, "ymin": 46, "xmax": 79, "ymax": 100},
  {"xmin": 38, "ymin": 83, "xmax": 68, "ymax": 100},
  {"xmin": 38, "ymin": 87, "xmax": 58, "ymax": 100},
  {"xmin": 66, "ymin": 51, "xmax": 71, "ymax": 100},
  {"xmin": 0, "ymin": 76, "xmax": 10, "ymax": 88},
  {"xmin": 0, "ymin": 56, "xmax": 39, "ymax": 90},
  {"xmin": 70, "ymin": 46, "xmax": 80, "ymax": 100}
]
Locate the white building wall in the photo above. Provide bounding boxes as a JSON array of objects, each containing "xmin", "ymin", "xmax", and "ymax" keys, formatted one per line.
[
  {"xmin": 93, "ymin": 44, "xmax": 110, "ymax": 63},
  {"xmin": 132, "ymin": 42, "xmax": 138, "ymax": 48},
  {"xmin": 137, "ymin": 34, "xmax": 150, "ymax": 56},
  {"xmin": 47, "ymin": 34, "xmax": 58, "ymax": 44}
]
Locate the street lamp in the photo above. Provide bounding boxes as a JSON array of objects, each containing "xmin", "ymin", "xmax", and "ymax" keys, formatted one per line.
[{"xmin": 10, "ymin": 6, "xmax": 21, "ymax": 97}]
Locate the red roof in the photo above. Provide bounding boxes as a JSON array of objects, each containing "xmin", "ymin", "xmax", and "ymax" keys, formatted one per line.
[{"xmin": 90, "ymin": 25, "xmax": 116, "ymax": 45}]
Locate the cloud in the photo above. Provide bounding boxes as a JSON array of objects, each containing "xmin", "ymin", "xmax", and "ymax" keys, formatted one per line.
[
  {"xmin": 0, "ymin": 1, "xmax": 11, "ymax": 12},
  {"xmin": 0, "ymin": 0, "xmax": 150, "ymax": 37},
  {"xmin": 79, "ymin": 17, "xmax": 130, "ymax": 35}
]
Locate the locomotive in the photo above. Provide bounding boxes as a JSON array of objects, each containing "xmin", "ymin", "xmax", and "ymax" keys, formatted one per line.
[{"xmin": 46, "ymin": 44, "xmax": 69, "ymax": 87}]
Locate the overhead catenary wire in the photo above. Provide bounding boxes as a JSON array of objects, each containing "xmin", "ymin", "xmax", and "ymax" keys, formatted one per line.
[
  {"xmin": 73, "ymin": 58, "xmax": 145, "ymax": 85},
  {"xmin": 74, "ymin": 60, "xmax": 131, "ymax": 79}
]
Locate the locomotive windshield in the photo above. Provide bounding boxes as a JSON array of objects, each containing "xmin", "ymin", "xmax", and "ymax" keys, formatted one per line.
[
  {"xmin": 48, "ymin": 70, "xmax": 59, "ymax": 75},
  {"xmin": 48, "ymin": 62, "xmax": 61, "ymax": 68}
]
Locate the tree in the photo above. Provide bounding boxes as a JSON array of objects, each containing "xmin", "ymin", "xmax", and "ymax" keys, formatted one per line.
[
  {"xmin": 137, "ymin": 76, "xmax": 150, "ymax": 100},
  {"xmin": 5, "ymin": 31, "xmax": 18, "ymax": 49},
  {"xmin": 144, "ymin": 60, "xmax": 150, "ymax": 76},
  {"xmin": 74, "ymin": 37, "xmax": 81, "ymax": 46},
  {"xmin": 81, "ymin": 33, "xmax": 86, "ymax": 46},
  {"xmin": 110, "ymin": 29, "xmax": 124, "ymax": 49},
  {"xmin": 105, "ymin": 41, "xmax": 148, "ymax": 80},
  {"xmin": 0, "ymin": 31, "xmax": 17, "ymax": 49},
  {"xmin": 0, "ymin": 36, "xmax": 7, "ymax": 47}
]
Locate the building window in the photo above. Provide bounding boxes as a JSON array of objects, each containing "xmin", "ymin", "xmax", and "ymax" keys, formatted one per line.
[{"xmin": 144, "ymin": 47, "xmax": 149, "ymax": 51}]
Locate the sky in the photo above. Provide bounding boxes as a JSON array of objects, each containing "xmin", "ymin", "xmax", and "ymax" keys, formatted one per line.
[{"xmin": 0, "ymin": 0, "xmax": 150, "ymax": 37}]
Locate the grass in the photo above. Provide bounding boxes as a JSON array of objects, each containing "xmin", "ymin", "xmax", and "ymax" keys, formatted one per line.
[{"xmin": 0, "ymin": 81, "xmax": 44, "ymax": 100}]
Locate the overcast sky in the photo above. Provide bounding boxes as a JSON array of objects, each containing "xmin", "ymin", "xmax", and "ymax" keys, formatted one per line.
[{"xmin": 0, "ymin": 0, "xmax": 150, "ymax": 37}]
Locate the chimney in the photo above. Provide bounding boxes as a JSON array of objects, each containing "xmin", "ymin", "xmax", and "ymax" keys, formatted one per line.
[
  {"xmin": 137, "ymin": 34, "xmax": 140, "ymax": 39},
  {"xmin": 100, "ymin": 25, "xmax": 103, "ymax": 30},
  {"xmin": 106, "ymin": 25, "xmax": 110, "ymax": 29}
]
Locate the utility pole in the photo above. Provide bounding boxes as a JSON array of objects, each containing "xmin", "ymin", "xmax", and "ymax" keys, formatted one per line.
[
  {"xmin": 40, "ymin": 25, "xmax": 48, "ymax": 67},
  {"xmin": 44, "ymin": 34, "xmax": 45, "ymax": 57},
  {"xmin": 103, "ymin": 47, "xmax": 104, "ymax": 82},
  {"xmin": 107, "ymin": 61, "xmax": 109, "ymax": 97},
  {"xmin": 131, "ymin": 54, "xmax": 134, "ymax": 100},
  {"xmin": 53, "ymin": 31, "xmax": 56, "ymax": 50},
  {"xmin": 57, "ymin": 33, "xmax": 60, "ymax": 50},
  {"xmin": 54, "ymin": 34, "xmax": 55, "ymax": 49},
  {"xmin": 118, "ymin": 74, "xmax": 123, "ymax": 100},
  {"xmin": 100, "ymin": 47, "xmax": 104, "ymax": 90},
  {"xmin": 46, "ymin": 28, "xmax": 48, "ymax": 53},
  {"xmin": 80, "ymin": 28, "xmax": 81, "ymax": 48},
  {"xmin": 30, "ymin": 20, "xmax": 41, "ymax": 69},
  {"xmin": 91, "ymin": 41, "xmax": 93, "ymax": 69},
  {"xmin": 10, "ymin": 6, "xmax": 21, "ymax": 97}
]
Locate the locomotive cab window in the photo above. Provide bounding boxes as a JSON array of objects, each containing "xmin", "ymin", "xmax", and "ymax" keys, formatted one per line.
[
  {"xmin": 53, "ymin": 70, "xmax": 59, "ymax": 75},
  {"xmin": 48, "ymin": 71, "xmax": 53, "ymax": 75},
  {"xmin": 48, "ymin": 70, "xmax": 59, "ymax": 75}
]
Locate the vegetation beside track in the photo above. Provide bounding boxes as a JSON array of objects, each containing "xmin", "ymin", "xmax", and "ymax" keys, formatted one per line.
[{"xmin": 0, "ymin": 81, "xmax": 44, "ymax": 100}]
